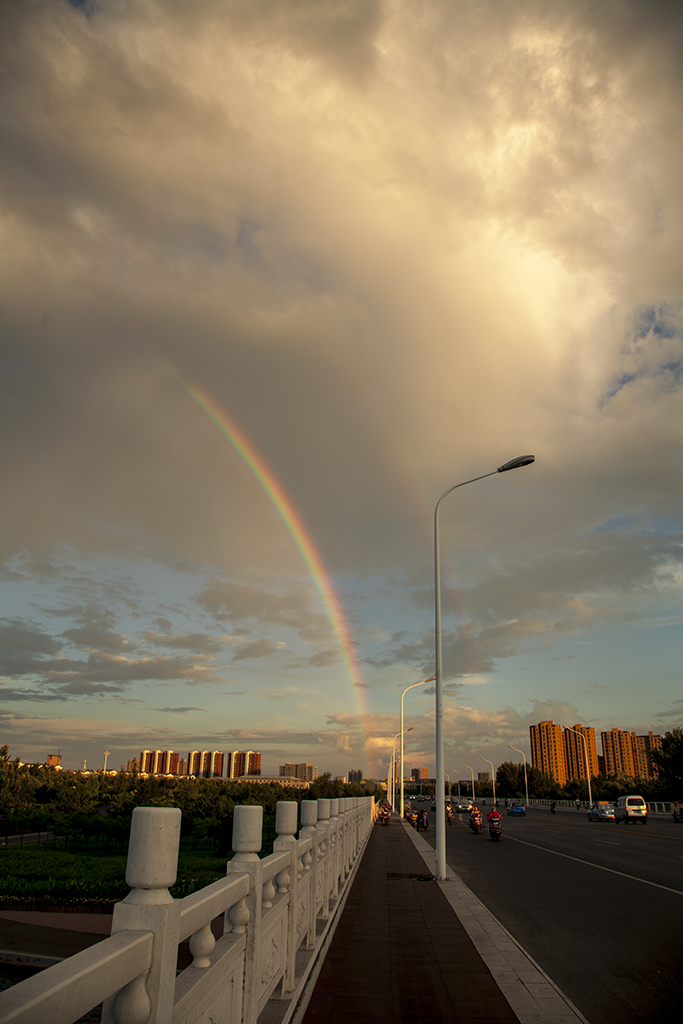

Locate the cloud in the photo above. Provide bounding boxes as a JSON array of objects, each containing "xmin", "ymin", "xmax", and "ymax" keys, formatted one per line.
[
  {"xmin": 232, "ymin": 639, "xmax": 284, "ymax": 661},
  {"xmin": 152, "ymin": 706, "xmax": 205, "ymax": 715},
  {"xmin": 0, "ymin": 0, "xmax": 681, "ymax": 772}
]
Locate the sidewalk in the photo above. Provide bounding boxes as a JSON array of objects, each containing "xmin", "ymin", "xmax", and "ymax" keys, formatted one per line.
[
  {"xmin": 300, "ymin": 816, "xmax": 588, "ymax": 1024},
  {"xmin": 300, "ymin": 817, "xmax": 519, "ymax": 1024}
]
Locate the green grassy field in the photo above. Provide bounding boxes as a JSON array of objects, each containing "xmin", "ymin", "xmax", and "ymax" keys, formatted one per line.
[{"xmin": 0, "ymin": 841, "xmax": 230, "ymax": 905}]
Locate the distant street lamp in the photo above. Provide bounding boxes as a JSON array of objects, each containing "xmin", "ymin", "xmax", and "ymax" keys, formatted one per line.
[
  {"xmin": 566, "ymin": 728, "xmax": 593, "ymax": 807},
  {"xmin": 390, "ymin": 727, "xmax": 414, "ymax": 808},
  {"xmin": 400, "ymin": 676, "xmax": 435, "ymax": 819},
  {"xmin": 509, "ymin": 745, "xmax": 530, "ymax": 806},
  {"xmin": 463, "ymin": 763, "xmax": 476, "ymax": 803},
  {"xmin": 434, "ymin": 456, "xmax": 535, "ymax": 878},
  {"xmin": 481, "ymin": 757, "xmax": 496, "ymax": 805}
]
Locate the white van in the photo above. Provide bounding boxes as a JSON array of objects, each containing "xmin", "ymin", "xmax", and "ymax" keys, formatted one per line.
[{"xmin": 615, "ymin": 794, "xmax": 648, "ymax": 824}]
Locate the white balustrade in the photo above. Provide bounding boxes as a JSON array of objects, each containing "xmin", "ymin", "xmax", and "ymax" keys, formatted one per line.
[{"xmin": 0, "ymin": 797, "xmax": 377, "ymax": 1024}]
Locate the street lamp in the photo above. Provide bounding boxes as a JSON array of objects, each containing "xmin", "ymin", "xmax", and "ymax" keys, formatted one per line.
[
  {"xmin": 434, "ymin": 455, "xmax": 535, "ymax": 879},
  {"xmin": 400, "ymin": 676, "xmax": 435, "ymax": 819},
  {"xmin": 481, "ymin": 757, "xmax": 496, "ymax": 805},
  {"xmin": 509, "ymin": 745, "xmax": 529, "ymax": 807},
  {"xmin": 463, "ymin": 763, "xmax": 476, "ymax": 803},
  {"xmin": 566, "ymin": 728, "xmax": 593, "ymax": 807},
  {"xmin": 390, "ymin": 727, "xmax": 414, "ymax": 809},
  {"xmin": 445, "ymin": 773, "xmax": 451, "ymax": 799}
]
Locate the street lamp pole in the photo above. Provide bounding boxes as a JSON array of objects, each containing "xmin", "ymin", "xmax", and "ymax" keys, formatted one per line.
[
  {"xmin": 390, "ymin": 728, "xmax": 414, "ymax": 810},
  {"xmin": 481, "ymin": 757, "xmax": 496, "ymax": 805},
  {"xmin": 434, "ymin": 456, "xmax": 535, "ymax": 879},
  {"xmin": 463, "ymin": 763, "xmax": 476, "ymax": 803},
  {"xmin": 567, "ymin": 727, "xmax": 593, "ymax": 807},
  {"xmin": 509, "ymin": 745, "xmax": 529, "ymax": 806},
  {"xmin": 400, "ymin": 676, "xmax": 435, "ymax": 819}
]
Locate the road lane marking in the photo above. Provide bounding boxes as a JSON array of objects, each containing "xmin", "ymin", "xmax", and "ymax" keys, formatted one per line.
[
  {"xmin": 591, "ymin": 839, "xmax": 621, "ymax": 846},
  {"xmin": 507, "ymin": 835, "xmax": 683, "ymax": 895}
]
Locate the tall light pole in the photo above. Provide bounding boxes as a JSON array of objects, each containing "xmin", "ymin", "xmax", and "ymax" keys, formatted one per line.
[
  {"xmin": 463, "ymin": 763, "xmax": 476, "ymax": 803},
  {"xmin": 445, "ymin": 773, "xmax": 451, "ymax": 799},
  {"xmin": 434, "ymin": 455, "xmax": 535, "ymax": 879},
  {"xmin": 103, "ymin": 749, "xmax": 109, "ymax": 772},
  {"xmin": 509, "ymin": 745, "xmax": 529, "ymax": 806},
  {"xmin": 481, "ymin": 757, "xmax": 496, "ymax": 805},
  {"xmin": 400, "ymin": 676, "xmax": 435, "ymax": 819},
  {"xmin": 390, "ymin": 728, "xmax": 414, "ymax": 809},
  {"xmin": 567, "ymin": 727, "xmax": 593, "ymax": 807}
]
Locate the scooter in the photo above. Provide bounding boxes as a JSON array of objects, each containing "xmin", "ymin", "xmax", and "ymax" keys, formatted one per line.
[
  {"xmin": 488, "ymin": 816, "xmax": 502, "ymax": 841},
  {"xmin": 469, "ymin": 815, "xmax": 482, "ymax": 834}
]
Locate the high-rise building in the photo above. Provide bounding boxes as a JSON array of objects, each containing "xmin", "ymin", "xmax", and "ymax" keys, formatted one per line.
[
  {"xmin": 139, "ymin": 750, "xmax": 155, "ymax": 773},
  {"xmin": 633, "ymin": 732, "xmax": 662, "ymax": 778},
  {"xmin": 530, "ymin": 721, "xmax": 567, "ymax": 786},
  {"xmin": 188, "ymin": 751, "xmax": 202, "ymax": 776},
  {"xmin": 227, "ymin": 751, "xmax": 262, "ymax": 777},
  {"xmin": 279, "ymin": 762, "xmax": 318, "ymax": 782},
  {"xmin": 411, "ymin": 767, "xmax": 428, "ymax": 781},
  {"xmin": 46, "ymin": 754, "xmax": 61, "ymax": 768},
  {"xmin": 348, "ymin": 770, "xmax": 363, "ymax": 783},
  {"xmin": 601, "ymin": 729, "xmax": 636, "ymax": 777},
  {"xmin": 177, "ymin": 758, "xmax": 188, "ymax": 776},
  {"xmin": 126, "ymin": 758, "xmax": 139, "ymax": 773},
  {"xmin": 563, "ymin": 724, "xmax": 599, "ymax": 781},
  {"xmin": 167, "ymin": 751, "xmax": 180, "ymax": 775}
]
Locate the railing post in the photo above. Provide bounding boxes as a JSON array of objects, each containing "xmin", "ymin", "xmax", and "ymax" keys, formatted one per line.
[
  {"xmin": 227, "ymin": 805, "xmax": 263, "ymax": 1024},
  {"xmin": 316, "ymin": 799, "xmax": 331, "ymax": 919},
  {"xmin": 328, "ymin": 799, "xmax": 340, "ymax": 898},
  {"xmin": 300, "ymin": 800, "xmax": 318, "ymax": 948},
  {"xmin": 273, "ymin": 801, "xmax": 298, "ymax": 992},
  {"xmin": 102, "ymin": 807, "xmax": 182, "ymax": 1024}
]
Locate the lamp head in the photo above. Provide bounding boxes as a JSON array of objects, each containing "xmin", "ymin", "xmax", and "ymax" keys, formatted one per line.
[{"xmin": 497, "ymin": 455, "xmax": 535, "ymax": 473}]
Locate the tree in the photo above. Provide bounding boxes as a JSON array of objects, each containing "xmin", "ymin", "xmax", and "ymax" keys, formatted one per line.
[{"xmin": 651, "ymin": 729, "xmax": 683, "ymax": 793}]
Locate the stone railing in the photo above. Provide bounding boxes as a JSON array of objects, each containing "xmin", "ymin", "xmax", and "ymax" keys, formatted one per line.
[{"xmin": 0, "ymin": 796, "xmax": 377, "ymax": 1024}]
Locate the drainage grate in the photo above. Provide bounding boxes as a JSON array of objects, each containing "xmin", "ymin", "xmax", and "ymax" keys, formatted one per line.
[{"xmin": 387, "ymin": 872, "xmax": 435, "ymax": 881}]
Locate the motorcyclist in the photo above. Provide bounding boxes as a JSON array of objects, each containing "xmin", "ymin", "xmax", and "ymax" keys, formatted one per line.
[
  {"xmin": 486, "ymin": 807, "xmax": 502, "ymax": 824},
  {"xmin": 469, "ymin": 805, "xmax": 483, "ymax": 827}
]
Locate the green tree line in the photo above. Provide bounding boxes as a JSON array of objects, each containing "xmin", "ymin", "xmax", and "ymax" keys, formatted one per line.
[{"xmin": 0, "ymin": 746, "xmax": 382, "ymax": 855}]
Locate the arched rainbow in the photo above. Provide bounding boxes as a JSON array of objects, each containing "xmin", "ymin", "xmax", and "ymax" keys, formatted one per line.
[{"xmin": 159, "ymin": 362, "xmax": 371, "ymax": 765}]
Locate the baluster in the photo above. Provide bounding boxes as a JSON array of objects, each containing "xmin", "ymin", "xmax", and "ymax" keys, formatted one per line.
[
  {"xmin": 227, "ymin": 896, "xmax": 249, "ymax": 934},
  {"xmin": 112, "ymin": 972, "xmax": 151, "ymax": 1024},
  {"xmin": 189, "ymin": 921, "xmax": 215, "ymax": 968},
  {"xmin": 262, "ymin": 875, "xmax": 276, "ymax": 908}
]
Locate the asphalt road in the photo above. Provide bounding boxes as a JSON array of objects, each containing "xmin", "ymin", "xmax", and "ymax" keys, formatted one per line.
[{"xmin": 416, "ymin": 805, "xmax": 683, "ymax": 1024}]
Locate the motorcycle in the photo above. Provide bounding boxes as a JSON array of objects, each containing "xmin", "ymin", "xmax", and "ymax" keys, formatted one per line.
[
  {"xmin": 469, "ymin": 815, "xmax": 482, "ymax": 834},
  {"xmin": 488, "ymin": 815, "xmax": 502, "ymax": 841}
]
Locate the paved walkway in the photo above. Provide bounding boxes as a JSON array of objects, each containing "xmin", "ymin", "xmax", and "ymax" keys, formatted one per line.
[
  {"xmin": 301, "ymin": 816, "xmax": 588, "ymax": 1024},
  {"xmin": 302, "ymin": 818, "xmax": 519, "ymax": 1024}
]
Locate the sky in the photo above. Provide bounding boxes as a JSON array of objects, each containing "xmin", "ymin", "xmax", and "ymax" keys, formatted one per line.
[{"xmin": 1, "ymin": 0, "xmax": 681, "ymax": 781}]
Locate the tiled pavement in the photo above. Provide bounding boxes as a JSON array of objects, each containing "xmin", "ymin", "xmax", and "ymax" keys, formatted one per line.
[{"xmin": 301, "ymin": 818, "xmax": 521, "ymax": 1024}]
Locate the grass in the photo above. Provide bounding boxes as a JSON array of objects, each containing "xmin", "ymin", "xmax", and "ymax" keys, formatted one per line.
[{"xmin": 0, "ymin": 841, "xmax": 230, "ymax": 905}]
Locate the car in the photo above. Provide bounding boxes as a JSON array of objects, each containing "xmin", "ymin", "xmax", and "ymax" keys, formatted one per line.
[
  {"xmin": 455, "ymin": 800, "xmax": 472, "ymax": 813},
  {"xmin": 615, "ymin": 794, "xmax": 648, "ymax": 824},
  {"xmin": 507, "ymin": 803, "xmax": 526, "ymax": 816},
  {"xmin": 587, "ymin": 802, "xmax": 616, "ymax": 822}
]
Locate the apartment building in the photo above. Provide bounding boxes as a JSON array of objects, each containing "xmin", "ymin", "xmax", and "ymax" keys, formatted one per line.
[
  {"xmin": 226, "ymin": 751, "xmax": 262, "ymax": 778},
  {"xmin": 279, "ymin": 762, "xmax": 318, "ymax": 782},
  {"xmin": 564, "ymin": 724, "xmax": 599, "ymax": 781},
  {"xmin": 530, "ymin": 720, "xmax": 567, "ymax": 787}
]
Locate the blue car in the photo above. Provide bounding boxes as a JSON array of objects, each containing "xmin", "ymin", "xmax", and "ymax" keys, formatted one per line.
[{"xmin": 507, "ymin": 803, "xmax": 526, "ymax": 816}]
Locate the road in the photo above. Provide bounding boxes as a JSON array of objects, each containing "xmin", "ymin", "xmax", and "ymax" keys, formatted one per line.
[{"xmin": 416, "ymin": 805, "xmax": 683, "ymax": 1024}]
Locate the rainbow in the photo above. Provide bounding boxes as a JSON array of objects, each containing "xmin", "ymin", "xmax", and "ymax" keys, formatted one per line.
[{"xmin": 159, "ymin": 362, "xmax": 371, "ymax": 763}]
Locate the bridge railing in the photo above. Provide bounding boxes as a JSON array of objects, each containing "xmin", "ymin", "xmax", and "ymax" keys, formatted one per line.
[{"xmin": 0, "ymin": 796, "xmax": 377, "ymax": 1024}]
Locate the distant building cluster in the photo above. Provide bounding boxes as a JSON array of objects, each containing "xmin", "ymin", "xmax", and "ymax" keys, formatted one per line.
[
  {"xmin": 133, "ymin": 750, "xmax": 262, "ymax": 779},
  {"xmin": 411, "ymin": 767, "xmax": 429, "ymax": 781},
  {"xmin": 529, "ymin": 721, "xmax": 662, "ymax": 787},
  {"xmin": 347, "ymin": 769, "xmax": 363, "ymax": 783},
  {"xmin": 279, "ymin": 762, "xmax": 318, "ymax": 782}
]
